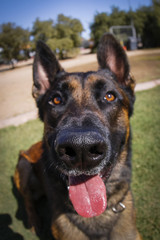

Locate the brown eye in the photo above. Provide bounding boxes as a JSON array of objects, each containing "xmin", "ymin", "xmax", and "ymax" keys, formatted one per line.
[
  {"xmin": 53, "ymin": 96, "xmax": 62, "ymax": 105},
  {"xmin": 49, "ymin": 96, "xmax": 62, "ymax": 106},
  {"xmin": 104, "ymin": 93, "xmax": 115, "ymax": 102}
]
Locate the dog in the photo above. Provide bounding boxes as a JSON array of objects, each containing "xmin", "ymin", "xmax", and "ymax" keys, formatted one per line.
[{"xmin": 14, "ymin": 33, "xmax": 141, "ymax": 239}]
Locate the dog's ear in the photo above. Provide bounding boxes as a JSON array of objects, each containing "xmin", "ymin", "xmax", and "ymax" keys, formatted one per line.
[
  {"xmin": 32, "ymin": 41, "xmax": 64, "ymax": 100},
  {"xmin": 97, "ymin": 33, "xmax": 133, "ymax": 86}
]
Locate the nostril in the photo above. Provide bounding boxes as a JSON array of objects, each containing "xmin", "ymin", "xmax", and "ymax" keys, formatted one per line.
[
  {"xmin": 58, "ymin": 146, "xmax": 76, "ymax": 159},
  {"xmin": 65, "ymin": 147, "xmax": 76, "ymax": 158},
  {"xmin": 89, "ymin": 145, "xmax": 104, "ymax": 158}
]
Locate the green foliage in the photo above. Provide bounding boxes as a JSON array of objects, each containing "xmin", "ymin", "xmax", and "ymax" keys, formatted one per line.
[
  {"xmin": 90, "ymin": 8, "xmax": 131, "ymax": 49},
  {"xmin": 90, "ymin": 1, "xmax": 160, "ymax": 49},
  {"xmin": 90, "ymin": 13, "xmax": 110, "ymax": 48},
  {"xmin": 0, "ymin": 23, "xmax": 30, "ymax": 65},
  {"xmin": 133, "ymin": 2, "xmax": 160, "ymax": 48},
  {"xmin": 109, "ymin": 6, "xmax": 130, "ymax": 26},
  {"xmin": 31, "ymin": 18, "xmax": 55, "ymax": 42},
  {"xmin": 47, "ymin": 37, "xmax": 74, "ymax": 59},
  {"xmin": 153, "ymin": 0, "xmax": 160, "ymax": 27},
  {"xmin": 31, "ymin": 14, "xmax": 83, "ymax": 59},
  {"xmin": 90, "ymin": 9, "xmax": 131, "ymax": 49},
  {"xmin": 0, "ymin": 14, "xmax": 83, "ymax": 62}
]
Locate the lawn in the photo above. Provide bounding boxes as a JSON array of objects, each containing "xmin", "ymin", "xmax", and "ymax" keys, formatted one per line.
[
  {"xmin": 0, "ymin": 86, "xmax": 160, "ymax": 240},
  {"xmin": 131, "ymin": 86, "xmax": 160, "ymax": 239}
]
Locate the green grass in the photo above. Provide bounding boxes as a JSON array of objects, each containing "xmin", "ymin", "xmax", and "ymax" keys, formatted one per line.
[
  {"xmin": 0, "ymin": 86, "xmax": 160, "ymax": 240},
  {"xmin": 131, "ymin": 86, "xmax": 160, "ymax": 239},
  {"xmin": 0, "ymin": 120, "xmax": 43, "ymax": 240}
]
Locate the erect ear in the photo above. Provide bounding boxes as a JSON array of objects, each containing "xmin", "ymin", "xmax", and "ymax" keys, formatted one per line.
[
  {"xmin": 32, "ymin": 41, "xmax": 64, "ymax": 100},
  {"xmin": 97, "ymin": 33, "xmax": 133, "ymax": 86}
]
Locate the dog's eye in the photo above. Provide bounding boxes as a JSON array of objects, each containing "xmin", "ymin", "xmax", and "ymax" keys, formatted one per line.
[
  {"xmin": 49, "ymin": 96, "xmax": 62, "ymax": 106},
  {"xmin": 53, "ymin": 96, "xmax": 62, "ymax": 105},
  {"xmin": 104, "ymin": 93, "xmax": 115, "ymax": 102}
]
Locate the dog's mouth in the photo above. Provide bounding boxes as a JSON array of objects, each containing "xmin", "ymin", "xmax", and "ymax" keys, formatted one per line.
[
  {"xmin": 68, "ymin": 174, "xmax": 106, "ymax": 218},
  {"xmin": 66, "ymin": 166, "xmax": 112, "ymax": 218},
  {"xmin": 52, "ymin": 129, "xmax": 112, "ymax": 218},
  {"xmin": 54, "ymin": 149, "xmax": 112, "ymax": 218}
]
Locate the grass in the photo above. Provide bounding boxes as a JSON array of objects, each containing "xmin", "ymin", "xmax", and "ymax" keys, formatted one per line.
[
  {"xmin": 0, "ymin": 120, "xmax": 43, "ymax": 240},
  {"xmin": 67, "ymin": 52, "xmax": 160, "ymax": 83},
  {"xmin": 131, "ymin": 86, "xmax": 160, "ymax": 239},
  {"xmin": 129, "ymin": 53, "xmax": 160, "ymax": 83},
  {"xmin": 0, "ymin": 86, "xmax": 160, "ymax": 239}
]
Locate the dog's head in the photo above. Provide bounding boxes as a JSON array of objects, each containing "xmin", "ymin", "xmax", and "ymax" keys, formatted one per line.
[{"xmin": 32, "ymin": 34, "xmax": 135, "ymax": 218}]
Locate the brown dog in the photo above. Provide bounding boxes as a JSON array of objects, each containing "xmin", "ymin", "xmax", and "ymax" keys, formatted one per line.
[{"xmin": 14, "ymin": 33, "xmax": 141, "ymax": 239}]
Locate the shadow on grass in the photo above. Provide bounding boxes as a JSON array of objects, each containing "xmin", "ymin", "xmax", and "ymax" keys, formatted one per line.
[
  {"xmin": 11, "ymin": 177, "xmax": 29, "ymax": 229},
  {"xmin": 0, "ymin": 214, "xmax": 24, "ymax": 240},
  {"xmin": 11, "ymin": 177, "xmax": 54, "ymax": 240}
]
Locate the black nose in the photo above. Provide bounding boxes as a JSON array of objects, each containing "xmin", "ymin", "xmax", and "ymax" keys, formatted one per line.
[{"xmin": 55, "ymin": 130, "xmax": 107, "ymax": 170}]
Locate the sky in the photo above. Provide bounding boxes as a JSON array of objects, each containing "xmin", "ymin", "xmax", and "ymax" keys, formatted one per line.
[{"xmin": 0, "ymin": 0, "xmax": 151, "ymax": 39}]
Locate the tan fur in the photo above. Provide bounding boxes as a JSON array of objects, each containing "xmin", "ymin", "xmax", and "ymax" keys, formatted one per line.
[
  {"xmin": 68, "ymin": 76, "xmax": 83, "ymax": 104},
  {"xmin": 110, "ymin": 191, "xmax": 141, "ymax": 240},
  {"xmin": 51, "ymin": 215, "xmax": 89, "ymax": 240},
  {"xmin": 19, "ymin": 141, "xmax": 43, "ymax": 163},
  {"xmin": 122, "ymin": 108, "xmax": 130, "ymax": 144},
  {"xmin": 14, "ymin": 169, "xmax": 21, "ymax": 191}
]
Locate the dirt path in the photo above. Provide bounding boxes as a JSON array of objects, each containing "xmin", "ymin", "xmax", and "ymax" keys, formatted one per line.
[{"xmin": 0, "ymin": 49, "xmax": 160, "ymax": 129}]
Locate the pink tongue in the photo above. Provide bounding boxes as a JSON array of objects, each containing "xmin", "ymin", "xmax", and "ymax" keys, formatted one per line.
[{"xmin": 69, "ymin": 175, "xmax": 107, "ymax": 218}]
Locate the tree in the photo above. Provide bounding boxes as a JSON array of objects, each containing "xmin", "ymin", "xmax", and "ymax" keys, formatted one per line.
[
  {"xmin": 151, "ymin": 0, "xmax": 160, "ymax": 46},
  {"xmin": 0, "ymin": 23, "xmax": 30, "ymax": 67},
  {"xmin": 133, "ymin": 1, "xmax": 160, "ymax": 48},
  {"xmin": 109, "ymin": 6, "xmax": 129, "ymax": 26},
  {"xmin": 90, "ymin": 8, "xmax": 131, "ymax": 50},
  {"xmin": 90, "ymin": 13, "xmax": 110, "ymax": 49},
  {"xmin": 152, "ymin": 0, "xmax": 160, "ymax": 27},
  {"xmin": 90, "ymin": 2, "xmax": 160, "ymax": 49},
  {"xmin": 47, "ymin": 37, "xmax": 73, "ymax": 59},
  {"xmin": 56, "ymin": 14, "xmax": 83, "ymax": 47},
  {"xmin": 31, "ymin": 15, "xmax": 83, "ymax": 59},
  {"xmin": 31, "ymin": 18, "xmax": 55, "ymax": 44}
]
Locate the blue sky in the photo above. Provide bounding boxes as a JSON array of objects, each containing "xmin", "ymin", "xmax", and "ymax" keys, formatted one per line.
[{"xmin": 0, "ymin": 0, "xmax": 151, "ymax": 39}]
